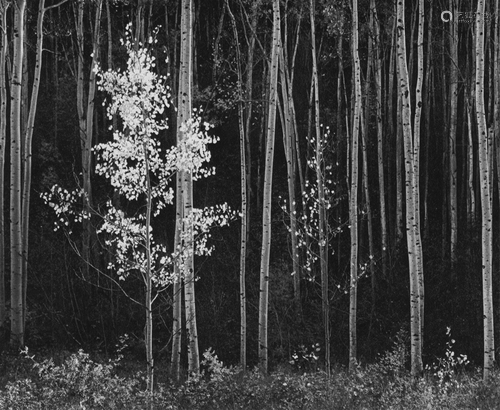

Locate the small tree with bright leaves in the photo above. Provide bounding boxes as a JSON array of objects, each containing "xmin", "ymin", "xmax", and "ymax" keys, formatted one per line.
[{"xmin": 42, "ymin": 25, "xmax": 235, "ymax": 392}]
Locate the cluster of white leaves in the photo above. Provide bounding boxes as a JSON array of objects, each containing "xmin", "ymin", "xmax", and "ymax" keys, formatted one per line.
[
  {"xmin": 97, "ymin": 204, "xmax": 174, "ymax": 285},
  {"xmin": 174, "ymin": 111, "xmax": 219, "ymax": 179},
  {"xmin": 280, "ymin": 126, "xmax": 342, "ymax": 281},
  {"xmin": 43, "ymin": 24, "xmax": 235, "ymax": 289},
  {"xmin": 178, "ymin": 204, "xmax": 238, "ymax": 258},
  {"xmin": 40, "ymin": 185, "xmax": 89, "ymax": 234}
]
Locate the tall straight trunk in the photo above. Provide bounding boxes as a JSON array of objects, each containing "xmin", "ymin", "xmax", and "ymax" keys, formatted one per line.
[
  {"xmin": 413, "ymin": 0, "xmax": 425, "ymax": 351},
  {"xmin": 0, "ymin": 0, "xmax": 9, "ymax": 338},
  {"xmin": 397, "ymin": 0, "xmax": 424, "ymax": 378},
  {"xmin": 423, "ymin": 4, "xmax": 433, "ymax": 238},
  {"xmin": 309, "ymin": 0, "xmax": 330, "ymax": 375},
  {"xmin": 244, "ymin": 0, "xmax": 258, "ymax": 208},
  {"xmin": 387, "ymin": 13, "xmax": 396, "ymax": 248},
  {"xmin": 21, "ymin": 0, "xmax": 66, "ymax": 331},
  {"xmin": 225, "ymin": 0, "xmax": 247, "ymax": 370},
  {"xmin": 466, "ymin": 98, "xmax": 476, "ymax": 227},
  {"xmin": 170, "ymin": 172, "xmax": 183, "ymax": 380},
  {"xmin": 143, "ymin": 142, "xmax": 154, "ymax": 393},
  {"xmin": 475, "ymin": 0, "xmax": 494, "ymax": 381},
  {"xmin": 396, "ymin": 67, "xmax": 403, "ymax": 245},
  {"xmin": 349, "ymin": 0, "xmax": 362, "ymax": 372},
  {"xmin": 75, "ymin": 0, "xmax": 102, "ymax": 271},
  {"xmin": 280, "ymin": 10, "xmax": 301, "ymax": 302},
  {"xmin": 10, "ymin": 0, "xmax": 26, "ymax": 348},
  {"xmin": 372, "ymin": 0, "xmax": 387, "ymax": 280},
  {"xmin": 167, "ymin": 6, "xmax": 182, "ymax": 378},
  {"xmin": 258, "ymin": 0, "xmax": 280, "ymax": 374},
  {"xmin": 449, "ymin": 0, "xmax": 458, "ymax": 271},
  {"xmin": 363, "ymin": 0, "xmax": 376, "ymax": 326},
  {"xmin": 278, "ymin": 51, "xmax": 300, "ymax": 301},
  {"xmin": 178, "ymin": 0, "xmax": 199, "ymax": 376}
]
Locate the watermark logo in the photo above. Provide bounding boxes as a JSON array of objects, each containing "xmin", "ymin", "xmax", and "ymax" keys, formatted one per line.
[{"xmin": 441, "ymin": 11, "xmax": 493, "ymax": 23}]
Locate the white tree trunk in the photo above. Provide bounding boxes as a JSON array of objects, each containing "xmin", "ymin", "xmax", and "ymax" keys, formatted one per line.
[
  {"xmin": 258, "ymin": 0, "xmax": 280, "ymax": 373},
  {"xmin": 475, "ymin": 0, "xmax": 495, "ymax": 381},
  {"xmin": 349, "ymin": 0, "xmax": 362, "ymax": 372}
]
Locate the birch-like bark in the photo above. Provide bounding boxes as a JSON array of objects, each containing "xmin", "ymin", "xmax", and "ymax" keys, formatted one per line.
[
  {"xmin": 143, "ymin": 142, "xmax": 154, "ymax": 393},
  {"xmin": 362, "ymin": 1, "xmax": 375, "ymax": 332},
  {"xmin": 178, "ymin": 0, "xmax": 199, "ymax": 376},
  {"xmin": 258, "ymin": 0, "xmax": 280, "ymax": 373},
  {"xmin": 387, "ymin": 14, "xmax": 396, "ymax": 248},
  {"xmin": 225, "ymin": 0, "xmax": 247, "ymax": 370},
  {"xmin": 75, "ymin": 0, "xmax": 102, "ymax": 272},
  {"xmin": 170, "ymin": 171, "xmax": 183, "ymax": 381},
  {"xmin": 372, "ymin": 0, "xmax": 387, "ymax": 280},
  {"xmin": 475, "ymin": 0, "xmax": 495, "ymax": 381},
  {"xmin": 21, "ymin": 0, "xmax": 68, "ymax": 330},
  {"xmin": 397, "ymin": 0, "xmax": 424, "ymax": 378},
  {"xmin": 10, "ymin": 0, "xmax": 26, "ymax": 348},
  {"xmin": 349, "ymin": 0, "xmax": 362, "ymax": 372},
  {"xmin": 279, "ymin": 19, "xmax": 301, "ymax": 303},
  {"xmin": 0, "ymin": 0, "xmax": 9, "ymax": 337},
  {"xmin": 449, "ymin": 0, "xmax": 458, "ymax": 270}
]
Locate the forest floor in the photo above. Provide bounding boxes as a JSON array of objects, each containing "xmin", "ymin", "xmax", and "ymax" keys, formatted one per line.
[{"xmin": 1, "ymin": 341, "xmax": 500, "ymax": 409}]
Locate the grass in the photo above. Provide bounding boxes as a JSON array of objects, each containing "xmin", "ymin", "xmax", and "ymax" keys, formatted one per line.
[{"xmin": 1, "ymin": 334, "xmax": 499, "ymax": 409}]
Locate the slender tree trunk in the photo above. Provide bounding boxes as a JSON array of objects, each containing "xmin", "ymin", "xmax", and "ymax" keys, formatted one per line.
[
  {"xmin": 397, "ymin": 0, "xmax": 424, "ymax": 378},
  {"xmin": 466, "ymin": 98, "xmax": 476, "ymax": 227},
  {"xmin": 21, "ymin": 0, "xmax": 65, "ymax": 332},
  {"xmin": 372, "ymin": 0, "xmax": 387, "ymax": 280},
  {"xmin": 449, "ymin": 0, "xmax": 458, "ymax": 271},
  {"xmin": 309, "ymin": 0, "xmax": 330, "ymax": 375},
  {"xmin": 143, "ymin": 142, "xmax": 154, "ymax": 393},
  {"xmin": 75, "ymin": 0, "xmax": 102, "ymax": 273},
  {"xmin": 225, "ymin": 0, "xmax": 247, "ymax": 370},
  {"xmin": 475, "ymin": 0, "xmax": 495, "ymax": 381},
  {"xmin": 279, "ymin": 12, "xmax": 301, "ymax": 303},
  {"xmin": 362, "ymin": 2, "xmax": 376, "ymax": 343},
  {"xmin": 170, "ymin": 172, "xmax": 183, "ymax": 380},
  {"xmin": 387, "ymin": 13, "xmax": 396, "ymax": 250},
  {"xmin": 258, "ymin": 0, "xmax": 280, "ymax": 374},
  {"xmin": 413, "ymin": 0, "xmax": 425, "ymax": 353},
  {"xmin": 178, "ymin": 0, "xmax": 199, "ymax": 376},
  {"xmin": 0, "ymin": 0, "xmax": 9, "ymax": 340},
  {"xmin": 10, "ymin": 0, "xmax": 26, "ymax": 348},
  {"xmin": 349, "ymin": 0, "xmax": 362, "ymax": 372},
  {"xmin": 423, "ymin": 5, "xmax": 433, "ymax": 239}
]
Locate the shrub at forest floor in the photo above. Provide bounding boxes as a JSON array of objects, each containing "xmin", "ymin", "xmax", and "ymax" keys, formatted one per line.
[{"xmin": 1, "ymin": 339, "xmax": 499, "ymax": 409}]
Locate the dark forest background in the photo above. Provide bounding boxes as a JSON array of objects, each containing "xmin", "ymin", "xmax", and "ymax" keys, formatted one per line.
[{"xmin": 0, "ymin": 0, "xmax": 496, "ymax": 374}]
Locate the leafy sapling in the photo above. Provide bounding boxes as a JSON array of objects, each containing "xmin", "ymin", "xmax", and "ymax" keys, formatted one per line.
[{"xmin": 42, "ymin": 23, "xmax": 236, "ymax": 390}]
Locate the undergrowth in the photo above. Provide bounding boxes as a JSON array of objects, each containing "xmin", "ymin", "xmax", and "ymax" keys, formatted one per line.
[{"xmin": 0, "ymin": 329, "xmax": 499, "ymax": 409}]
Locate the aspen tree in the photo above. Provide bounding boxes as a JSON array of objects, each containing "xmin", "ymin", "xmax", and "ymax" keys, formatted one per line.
[
  {"xmin": 396, "ymin": 0, "xmax": 424, "ymax": 378},
  {"xmin": 309, "ymin": 0, "xmax": 330, "ymax": 375},
  {"xmin": 10, "ymin": 0, "xmax": 26, "ymax": 348},
  {"xmin": 279, "ymin": 14, "xmax": 301, "ymax": 303},
  {"xmin": 371, "ymin": 0, "xmax": 387, "ymax": 280},
  {"xmin": 362, "ymin": 0, "xmax": 375, "ymax": 332},
  {"xmin": 178, "ymin": 0, "xmax": 199, "ymax": 376},
  {"xmin": 225, "ymin": 0, "xmax": 247, "ymax": 370},
  {"xmin": 423, "ymin": 4, "xmax": 433, "ymax": 238},
  {"xmin": 258, "ymin": 0, "xmax": 280, "ymax": 373},
  {"xmin": 0, "ymin": 0, "xmax": 8, "ymax": 338},
  {"xmin": 449, "ymin": 0, "xmax": 458, "ymax": 270},
  {"xmin": 75, "ymin": 0, "xmax": 103, "ymax": 273},
  {"xmin": 414, "ymin": 0, "xmax": 425, "ymax": 346},
  {"xmin": 475, "ymin": 0, "xmax": 495, "ymax": 381},
  {"xmin": 21, "ymin": 0, "xmax": 68, "ymax": 330},
  {"xmin": 170, "ymin": 173, "xmax": 183, "ymax": 380},
  {"xmin": 349, "ymin": 0, "xmax": 362, "ymax": 372},
  {"xmin": 386, "ymin": 14, "xmax": 397, "ymax": 247}
]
